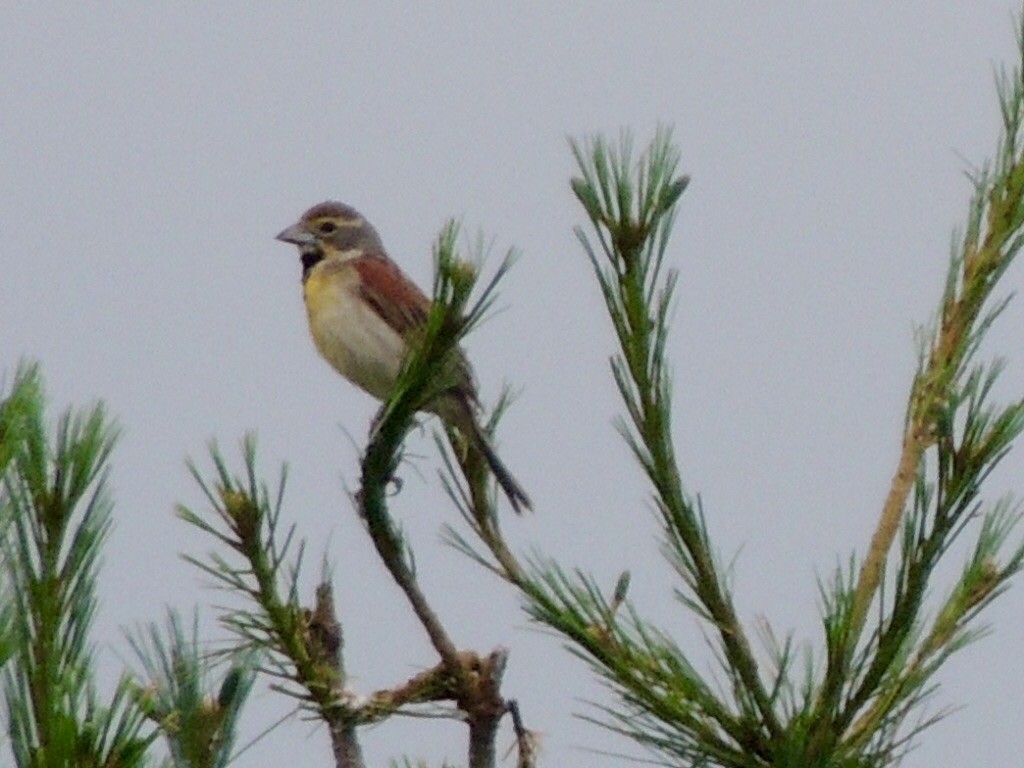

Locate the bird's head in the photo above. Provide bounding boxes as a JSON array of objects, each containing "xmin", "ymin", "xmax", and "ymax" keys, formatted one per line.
[{"xmin": 276, "ymin": 201, "xmax": 384, "ymax": 264}]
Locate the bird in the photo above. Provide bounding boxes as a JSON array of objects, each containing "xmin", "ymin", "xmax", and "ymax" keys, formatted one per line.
[{"xmin": 276, "ymin": 201, "xmax": 531, "ymax": 512}]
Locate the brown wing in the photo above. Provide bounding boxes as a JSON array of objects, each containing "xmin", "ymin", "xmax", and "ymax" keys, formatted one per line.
[
  {"xmin": 351, "ymin": 253, "xmax": 431, "ymax": 337},
  {"xmin": 353, "ymin": 252, "xmax": 479, "ymax": 403}
]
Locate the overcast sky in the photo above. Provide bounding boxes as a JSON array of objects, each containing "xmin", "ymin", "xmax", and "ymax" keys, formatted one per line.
[{"xmin": 3, "ymin": 3, "xmax": 1024, "ymax": 766}]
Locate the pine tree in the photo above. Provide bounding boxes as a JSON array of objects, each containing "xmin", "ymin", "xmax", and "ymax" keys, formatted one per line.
[{"xmin": 4, "ymin": 12, "xmax": 1024, "ymax": 768}]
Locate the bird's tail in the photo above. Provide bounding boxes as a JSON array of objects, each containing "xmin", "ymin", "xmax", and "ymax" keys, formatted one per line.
[{"xmin": 464, "ymin": 414, "xmax": 532, "ymax": 514}]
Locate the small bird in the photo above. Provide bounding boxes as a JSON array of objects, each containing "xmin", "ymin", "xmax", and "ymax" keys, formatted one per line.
[{"xmin": 276, "ymin": 201, "xmax": 531, "ymax": 512}]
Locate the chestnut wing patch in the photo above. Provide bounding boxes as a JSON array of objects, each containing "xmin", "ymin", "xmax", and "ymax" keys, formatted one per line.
[
  {"xmin": 353, "ymin": 253, "xmax": 478, "ymax": 401},
  {"xmin": 352, "ymin": 254, "xmax": 432, "ymax": 337}
]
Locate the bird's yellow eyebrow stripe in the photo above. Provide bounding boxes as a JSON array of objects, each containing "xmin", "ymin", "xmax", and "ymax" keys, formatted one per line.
[{"xmin": 313, "ymin": 216, "xmax": 364, "ymax": 228}]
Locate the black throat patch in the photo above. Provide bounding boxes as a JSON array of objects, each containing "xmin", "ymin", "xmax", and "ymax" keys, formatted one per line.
[{"xmin": 300, "ymin": 248, "xmax": 325, "ymax": 282}]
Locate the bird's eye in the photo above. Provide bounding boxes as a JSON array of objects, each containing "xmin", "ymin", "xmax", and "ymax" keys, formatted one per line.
[{"xmin": 318, "ymin": 221, "xmax": 337, "ymax": 234}]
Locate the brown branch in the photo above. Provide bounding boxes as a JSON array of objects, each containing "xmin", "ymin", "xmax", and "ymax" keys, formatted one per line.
[
  {"xmin": 329, "ymin": 724, "xmax": 364, "ymax": 768},
  {"xmin": 508, "ymin": 700, "xmax": 539, "ymax": 768},
  {"xmin": 846, "ymin": 201, "xmax": 1013, "ymax": 655},
  {"xmin": 306, "ymin": 572, "xmax": 517, "ymax": 767},
  {"xmin": 830, "ymin": 120, "xmax": 1024, "ymax": 738},
  {"xmin": 307, "ymin": 583, "xmax": 365, "ymax": 768},
  {"xmin": 358, "ymin": 650, "xmax": 512, "ymax": 768},
  {"xmin": 464, "ymin": 649, "xmax": 509, "ymax": 768},
  {"xmin": 358, "ymin": 423, "xmax": 516, "ymax": 768},
  {"xmin": 847, "ymin": 424, "xmax": 928, "ymax": 650},
  {"xmin": 356, "ymin": 484, "xmax": 467, "ymax": 688}
]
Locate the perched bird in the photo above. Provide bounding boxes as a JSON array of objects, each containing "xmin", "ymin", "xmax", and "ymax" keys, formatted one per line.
[{"xmin": 276, "ymin": 201, "xmax": 531, "ymax": 512}]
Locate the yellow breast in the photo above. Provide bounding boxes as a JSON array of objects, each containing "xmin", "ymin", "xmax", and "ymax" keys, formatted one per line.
[{"xmin": 302, "ymin": 260, "xmax": 407, "ymax": 401}]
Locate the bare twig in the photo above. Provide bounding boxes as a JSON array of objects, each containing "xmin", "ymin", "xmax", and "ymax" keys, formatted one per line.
[{"xmin": 508, "ymin": 700, "xmax": 539, "ymax": 768}]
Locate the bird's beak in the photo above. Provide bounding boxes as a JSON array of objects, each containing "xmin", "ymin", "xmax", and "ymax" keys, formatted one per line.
[{"xmin": 275, "ymin": 223, "xmax": 316, "ymax": 246}]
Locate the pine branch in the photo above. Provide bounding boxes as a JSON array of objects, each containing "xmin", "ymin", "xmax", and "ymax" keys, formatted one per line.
[
  {"xmin": 0, "ymin": 365, "xmax": 153, "ymax": 767},
  {"xmin": 447, "ymin": 52, "xmax": 1024, "ymax": 764},
  {"xmin": 357, "ymin": 222, "xmax": 517, "ymax": 768},
  {"xmin": 178, "ymin": 224, "xmax": 525, "ymax": 768},
  {"xmin": 178, "ymin": 438, "xmax": 368, "ymax": 767},
  {"xmin": 128, "ymin": 609, "xmax": 257, "ymax": 768},
  {"xmin": 808, "ymin": 16, "xmax": 1024, "ymax": 760}
]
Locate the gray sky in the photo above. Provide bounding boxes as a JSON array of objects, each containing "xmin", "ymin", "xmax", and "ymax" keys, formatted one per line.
[{"xmin": 3, "ymin": 3, "xmax": 1024, "ymax": 766}]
